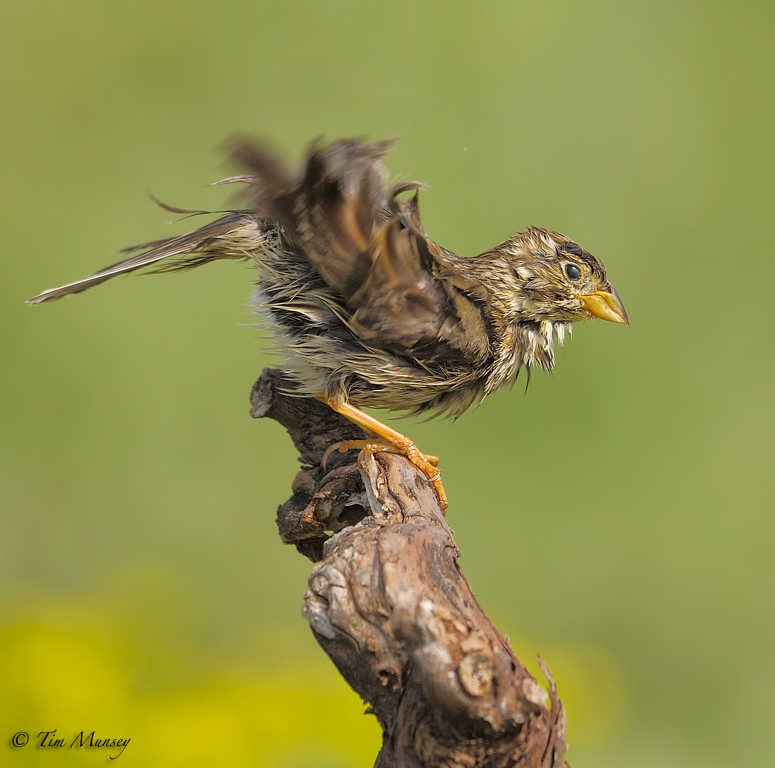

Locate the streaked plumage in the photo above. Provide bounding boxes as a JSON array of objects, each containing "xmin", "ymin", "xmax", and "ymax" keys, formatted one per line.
[{"xmin": 28, "ymin": 137, "xmax": 628, "ymax": 508}]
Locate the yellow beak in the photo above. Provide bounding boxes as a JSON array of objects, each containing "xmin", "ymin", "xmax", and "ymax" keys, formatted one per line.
[{"xmin": 580, "ymin": 288, "xmax": 629, "ymax": 325}]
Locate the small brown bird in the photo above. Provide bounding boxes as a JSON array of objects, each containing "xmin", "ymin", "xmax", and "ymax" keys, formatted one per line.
[{"xmin": 28, "ymin": 137, "xmax": 628, "ymax": 509}]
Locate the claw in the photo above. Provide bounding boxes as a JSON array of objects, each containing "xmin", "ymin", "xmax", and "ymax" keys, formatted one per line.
[
  {"xmin": 319, "ymin": 399, "xmax": 448, "ymax": 511},
  {"xmin": 322, "ymin": 439, "xmax": 373, "ymax": 470}
]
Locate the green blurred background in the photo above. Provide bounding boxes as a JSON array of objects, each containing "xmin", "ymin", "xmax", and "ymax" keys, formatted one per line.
[{"xmin": 2, "ymin": 1, "xmax": 774, "ymax": 765}]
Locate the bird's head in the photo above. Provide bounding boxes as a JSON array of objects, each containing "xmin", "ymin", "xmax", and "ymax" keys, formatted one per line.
[{"xmin": 504, "ymin": 227, "xmax": 628, "ymax": 325}]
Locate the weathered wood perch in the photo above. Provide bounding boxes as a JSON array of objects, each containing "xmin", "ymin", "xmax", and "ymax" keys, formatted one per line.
[{"xmin": 250, "ymin": 369, "xmax": 567, "ymax": 768}]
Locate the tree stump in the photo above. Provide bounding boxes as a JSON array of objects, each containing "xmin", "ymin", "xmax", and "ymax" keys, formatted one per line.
[{"xmin": 250, "ymin": 369, "xmax": 567, "ymax": 768}]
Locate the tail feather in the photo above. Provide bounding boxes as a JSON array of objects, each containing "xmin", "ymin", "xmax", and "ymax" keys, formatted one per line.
[
  {"xmin": 27, "ymin": 212, "xmax": 253, "ymax": 304},
  {"xmin": 27, "ymin": 137, "xmax": 418, "ymax": 306}
]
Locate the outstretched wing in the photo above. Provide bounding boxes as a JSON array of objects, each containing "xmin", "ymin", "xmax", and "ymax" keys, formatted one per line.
[
  {"xmin": 231, "ymin": 137, "xmax": 494, "ymax": 367},
  {"xmin": 28, "ymin": 136, "xmax": 494, "ymax": 369}
]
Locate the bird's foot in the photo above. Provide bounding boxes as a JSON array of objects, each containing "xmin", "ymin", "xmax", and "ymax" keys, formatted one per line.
[
  {"xmin": 323, "ymin": 438, "xmax": 447, "ymax": 512},
  {"xmin": 321, "ymin": 399, "xmax": 448, "ymax": 511},
  {"xmin": 376, "ymin": 439, "xmax": 446, "ymax": 512}
]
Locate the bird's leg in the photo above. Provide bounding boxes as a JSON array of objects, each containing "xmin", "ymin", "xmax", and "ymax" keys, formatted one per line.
[{"xmin": 321, "ymin": 400, "xmax": 447, "ymax": 511}]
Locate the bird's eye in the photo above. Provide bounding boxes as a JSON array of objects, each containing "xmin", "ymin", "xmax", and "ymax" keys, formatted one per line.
[{"xmin": 564, "ymin": 263, "xmax": 581, "ymax": 280}]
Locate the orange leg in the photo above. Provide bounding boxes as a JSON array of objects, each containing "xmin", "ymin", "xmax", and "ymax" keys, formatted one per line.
[{"xmin": 322, "ymin": 400, "xmax": 447, "ymax": 511}]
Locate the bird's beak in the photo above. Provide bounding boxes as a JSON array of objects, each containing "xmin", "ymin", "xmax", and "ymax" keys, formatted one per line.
[{"xmin": 580, "ymin": 288, "xmax": 629, "ymax": 325}]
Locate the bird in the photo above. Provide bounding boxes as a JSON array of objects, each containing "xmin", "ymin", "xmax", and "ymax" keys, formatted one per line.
[{"xmin": 28, "ymin": 137, "xmax": 628, "ymax": 510}]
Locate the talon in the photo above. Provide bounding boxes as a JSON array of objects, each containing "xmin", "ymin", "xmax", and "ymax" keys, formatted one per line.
[
  {"xmin": 400, "ymin": 445, "xmax": 447, "ymax": 510},
  {"xmin": 322, "ymin": 439, "xmax": 373, "ymax": 469},
  {"xmin": 321, "ymin": 442, "xmax": 339, "ymax": 470},
  {"xmin": 319, "ymin": 400, "xmax": 449, "ymax": 511},
  {"xmin": 431, "ymin": 475, "xmax": 447, "ymax": 511},
  {"xmin": 322, "ymin": 399, "xmax": 449, "ymax": 511}
]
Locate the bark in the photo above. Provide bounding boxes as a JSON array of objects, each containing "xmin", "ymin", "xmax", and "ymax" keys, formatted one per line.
[{"xmin": 250, "ymin": 369, "xmax": 567, "ymax": 768}]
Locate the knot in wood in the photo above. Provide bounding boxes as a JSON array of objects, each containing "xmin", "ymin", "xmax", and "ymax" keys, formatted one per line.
[{"xmin": 457, "ymin": 652, "xmax": 495, "ymax": 698}]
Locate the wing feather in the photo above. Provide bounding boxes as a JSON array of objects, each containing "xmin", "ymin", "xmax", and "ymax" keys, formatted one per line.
[
  {"xmin": 29, "ymin": 136, "xmax": 495, "ymax": 370},
  {"xmin": 242, "ymin": 139, "xmax": 494, "ymax": 366}
]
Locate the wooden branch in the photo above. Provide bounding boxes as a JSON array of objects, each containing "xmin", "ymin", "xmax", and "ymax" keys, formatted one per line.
[{"xmin": 250, "ymin": 369, "xmax": 567, "ymax": 767}]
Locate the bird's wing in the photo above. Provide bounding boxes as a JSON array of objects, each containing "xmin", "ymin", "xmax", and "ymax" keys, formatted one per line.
[
  {"xmin": 29, "ymin": 137, "xmax": 494, "ymax": 369},
  {"xmin": 345, "ymin": 208, "xmax": 493, "ymax": 368},
  {"xmin": 231, "ymin": 137, "xmax": 493, "ymax": 367}
]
